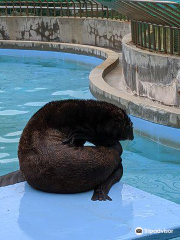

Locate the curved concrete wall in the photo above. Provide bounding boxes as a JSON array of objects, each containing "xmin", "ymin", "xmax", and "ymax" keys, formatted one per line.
[
  {"xmin": 122, "ymin": 34, "xmax": 180, "ymax": 107},
  {"xmin": 0, "ymin": 17, "xmax": 130, "ymax": 50}
]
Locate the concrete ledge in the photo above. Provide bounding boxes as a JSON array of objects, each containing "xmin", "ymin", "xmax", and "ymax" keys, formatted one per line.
[
  {"xmin": 0, "ymin": 39, "xmax": 109, "ymax": 58},
  {"xmin": 90, "ymin": 70, "xmax": 180, "ymax": 128},
  {"xmin": 0, "ymin": 40, "xmax": 180, "ymax": 128}
]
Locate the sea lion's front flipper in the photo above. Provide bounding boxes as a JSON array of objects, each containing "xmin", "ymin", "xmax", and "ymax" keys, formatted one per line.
[
  {"xmin": 91, "ymin": 162, "xmax": 123, "ymax": 201},
  {"xmin": 0, "ymin": 170, "xmax": 25, "ymax": 187}
]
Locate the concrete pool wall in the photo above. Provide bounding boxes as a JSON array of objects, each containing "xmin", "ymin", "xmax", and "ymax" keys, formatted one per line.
[
  {"xmin": 122, "ymin": 34, "xmax": 180, "ymax": 107},
  {"xmin": 0, "ymin": 16, "xmax": 130, "ymax": 50}
]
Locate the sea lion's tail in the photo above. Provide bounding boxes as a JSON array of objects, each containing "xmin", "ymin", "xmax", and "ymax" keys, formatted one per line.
[{"xmin": 0, "ymin": 170, "xmax": 25, "ymax": 187}]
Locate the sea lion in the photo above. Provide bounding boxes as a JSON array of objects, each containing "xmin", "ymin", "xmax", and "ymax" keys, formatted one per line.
[{"xmin": 0, "ymin": 100, "xmax": 134, "ymax": 201}]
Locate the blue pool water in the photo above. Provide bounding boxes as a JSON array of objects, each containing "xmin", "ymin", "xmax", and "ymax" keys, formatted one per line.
[{"xmin": 0, "ymin": 49, "xmax": 179, "ymax": 205}]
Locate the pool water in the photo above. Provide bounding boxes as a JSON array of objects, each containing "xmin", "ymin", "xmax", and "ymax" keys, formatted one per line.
[{"xmin": 0, "ymin": 49, "xmax": 179, "ymax": 205}]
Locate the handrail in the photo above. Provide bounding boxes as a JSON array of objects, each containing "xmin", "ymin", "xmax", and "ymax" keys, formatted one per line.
[
  {"xmin": 131, "ymin": 19, "xmax": 180, "ymax": 56},
  {"xmin": 0, "ymin": 0, "xmax": 128, "ymax": 20}
]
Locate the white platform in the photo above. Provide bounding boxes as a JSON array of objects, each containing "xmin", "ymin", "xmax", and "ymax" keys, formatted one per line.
[{"xmin": 0, "ymin": 182, "xmax": 180, "ymax": 240}]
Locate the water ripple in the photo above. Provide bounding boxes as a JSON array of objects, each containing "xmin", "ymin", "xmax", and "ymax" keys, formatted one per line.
[
  {"xmin": 14, "ymin": 87, "xmax": 22, "ymax": 90},
  {"xmin": 0, "ymin": 110, "xmax": 28, "ymax": 115},
  {"xmin": 52, "ymin": 89, "xmax": 92, "ymax": 99},
  {"xmin": 5, "ymin": 131, "xmax": 22, "ymax": 137},
  {"xmin": 0, "ymin": 158, "xmax": 18, "ymax": 163},
  {"xmin": 0, "ymin": 153, "xmax": 9, "ymax": 159},
  {"xmin": 0, "ymin": 137, "xmax": 19, "ymax": 143},
  {"xmin": 26, "ymin": 88, "xmax": 46, "ymax": 92},
  {"xmin": 24, "ymin": 102, "xmax": 47, "ymax": 107}
]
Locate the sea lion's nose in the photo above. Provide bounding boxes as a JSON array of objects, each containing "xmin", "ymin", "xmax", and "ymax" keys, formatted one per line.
[{"xmin": 129, "ymin": 135, "xmax": 134, "ymax": 140}]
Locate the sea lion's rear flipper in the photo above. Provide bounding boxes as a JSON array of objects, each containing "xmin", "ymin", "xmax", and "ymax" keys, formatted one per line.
[
  {"xmin": 0, "ymin": 170, "xmax": 25, "ymax": 187},
  {"xmin": 91, "ymin": 162, "xmax": 123, "ymax": 201}
]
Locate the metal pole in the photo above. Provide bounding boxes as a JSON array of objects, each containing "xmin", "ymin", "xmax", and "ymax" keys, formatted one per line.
[
  {"xmin": 178, "ymin": 28, "xmax": 180, "ymax": 56},
  {"xmin": 20, "ymin": 0, "xmax": 22, "ymax": 16},
  {"xmin": 106, "ymin": 7, "xmax": 109, "ymax": 19},
  {"xmin": 101, "ymin": 4, "xmax": 104, "ymax": 19},
  {"xmin": 131, "ymin": 20, "xmax": 134, "ymax": 43},
  {"xmin": 152, "ymin": 24, "xmax": 156, "ymax": 50},
  {"xmin": 12, "ymin": 0, "xmax": 15, "ymax": 16},
  {"xmin": 170, "ymin": 27, "xmax": 173, "ymax": 54},
  {"xmin": 136, "ymin": 21, "xmax": 139, "ymax": 45},
  {"xmin": 33, "ymin": 1, "xmax": 36, "ymax": 16},
  {"xmin": 140, "ymin": 22, "xmax": 143, "ymax": 47},
  {"xmin": 144, "ymin": 22, "xmax": 147, "ymax": 48},
  {"xmin": 46, "ymin": 0, "xmax": 49, "ymax": 17},
  {"xmin": 5, "ymin": 0, "xmax": 7, "ymax": 16},
  {"xmin": 73, "ymin": 0, "xmax": 76, "ymax": 17},
  {"xmin": 148, "ymin": 23, "xmax": 151, "ymax": 49},
  {"xmin": 158, "ymin": 25, "xmax": 161, "ymax": 51},
  {"xmin": 111, "ymin": 9, "xmax": 113, "ymax": 20},
  {"xmin": 53, "ymin": 0, "xmax": 56, "ymax": 17},
  {"xmin": 95, "ymin": 1, "xmax": 98, "ymax": 18},
  {"xmin": 60, "ymin": 1, "xmax": 63, "ymax": 17},
  {"xmin": 163, "ymin": 26, "xmax": 167, "ymax": 54}
]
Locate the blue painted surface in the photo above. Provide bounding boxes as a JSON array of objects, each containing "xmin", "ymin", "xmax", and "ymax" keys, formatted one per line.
[
  {"xmin": 0, "ymin": 49, "xmax": 102, "ymax": 67},
  {"xmin": 131, "ymin": 115, "xmax": 180, "ymax": 147},
  {"xmin": 0, "ymin": 182, "xmax": 180, "ymax": 240}
]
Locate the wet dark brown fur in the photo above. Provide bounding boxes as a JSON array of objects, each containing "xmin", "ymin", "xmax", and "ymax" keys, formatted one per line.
[{"xmin": 18, "ymin": 100, "xmax": 133, "ymax": 195}]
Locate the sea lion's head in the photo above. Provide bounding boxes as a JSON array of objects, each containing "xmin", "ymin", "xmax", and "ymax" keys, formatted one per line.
[
  {"xmin": 118, "ymin": 117, "xmax": 134, "ymax": 141},
  {"xmin": 104, "ymin": 107, "xmax": 134, "ymax": 142},
  {"xmin": 117, "ymin": 109, "xmax": 134, "ymax": 141}
]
